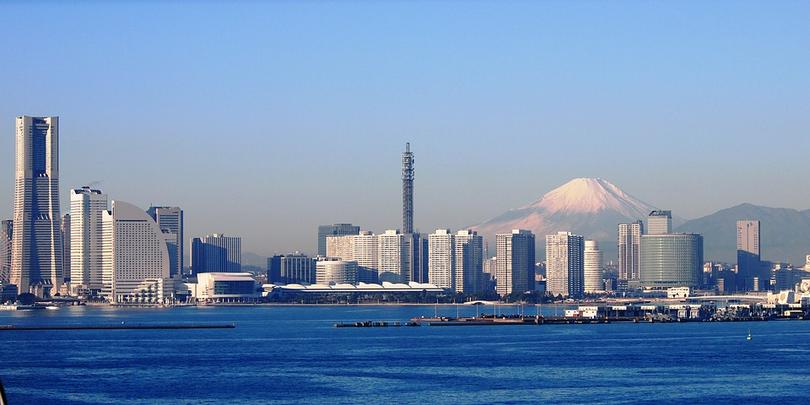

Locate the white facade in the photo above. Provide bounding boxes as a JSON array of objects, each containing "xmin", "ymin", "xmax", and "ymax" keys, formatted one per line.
[
  {"xmin": 428, "ymin": 229, "xmax": 455, "ymax": 290},
  {"xmin": 196, "ymin": 272, "xmax": 258, "ymax": 302},
  {"xmin": 584, "ymin": 240, "xmax": 603, "ymax": 293},
  {"xmin": 102, "ymin": 201, "xmax": 171, "ymax": 304},
  {"xmin": 377, "ymin": 230, "xmax": 409, "ymax": 283},
  {"xmin": 327, "ymin": 231, "xmax": 379, "ymax": 282},
  {"xmin": 316, "ymin": 258, "xmax": 358, "ymax": 285},
  {"xmin": 70, "ymin": 186, "xmax": 108, "ymax": 294},
  {"xmin": 455, "ymin": 230, "xmax": 483, "ymax": 294},
  {"xmin": 546, "ymin": 232, "xmax": 585, "ymax": 297},
  {"xmin": 647, "ymin": 211, "xmax": 672, "ymax": 235},
  {"xmin": 618, "ymin": 221, "xmax": 643, "ymax": 281}
]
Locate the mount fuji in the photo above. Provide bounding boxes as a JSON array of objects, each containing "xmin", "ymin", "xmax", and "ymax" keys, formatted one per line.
[{"xmin": 472, "ymin": 178, "xmax": 672, "ymax": 254}]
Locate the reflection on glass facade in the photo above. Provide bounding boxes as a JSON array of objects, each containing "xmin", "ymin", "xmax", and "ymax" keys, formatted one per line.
[{"xmin": 640, "ymin": 234, "xmax": 703, "ymax": 289}]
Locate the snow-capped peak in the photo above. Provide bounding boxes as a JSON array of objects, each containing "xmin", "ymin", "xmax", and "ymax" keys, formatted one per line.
[{"xmin": 524, "ymin": 178, "xmax": 653, "ymax": 217}]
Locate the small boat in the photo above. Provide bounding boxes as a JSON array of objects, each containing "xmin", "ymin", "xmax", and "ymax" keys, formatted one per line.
[{"xmin": 747, "ymin": 329, "xmax": 752, "ymax": 341}]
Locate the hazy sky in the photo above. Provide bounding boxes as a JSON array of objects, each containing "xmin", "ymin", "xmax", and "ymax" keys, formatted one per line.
[{"xmin": 1, "ymin": 1, "xmax": 809, "ymax": 257}]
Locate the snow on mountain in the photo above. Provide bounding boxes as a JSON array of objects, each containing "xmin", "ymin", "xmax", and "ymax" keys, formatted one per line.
[{"xmin": 472, "ymin": 178, "xmax": 659, "ymax": 245}]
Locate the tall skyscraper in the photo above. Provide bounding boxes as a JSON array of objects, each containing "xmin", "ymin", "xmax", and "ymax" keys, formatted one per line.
[
  {"xmin": 402, "ymin": 142, "xmax": 414, "ymax": 234},
  {"xmin": 147, "ymin": 206, "xmax": 184, "ymax": 278},
  {"xmin": 191, "ymin": 234, "xmax": 242, "ymax": 273},
  {"xmin": 102, "ymin": 201, "xmax": 171, "ymax": 303},
  {"xmin": 618, "ymin": 221, "xmax": 643, "ymax": 281},
  {"xmin": 640, "ymin": 233, "xmax": 703, "ymax": 289},
  {"xmin": 736, "ymin": 220, "xmax": 762, "ymax": 291},
  {"xmin": 70, "ymin": 186, "xmax": 108, "ymax": 294},
  {"xmin": 317, "ymin": 223, "xmax": 360, "ymax": 256},
  {"xmin": 377, "ymin": 229, "xmax": 410, "ymax": 283},
  {"xmin": 11, "ymin": 116, "xmax": 64, "ymax": 297},
  {"xmin": 495, "ymin": 229, "xmax": 535, "ymax": 296},
  {"xmin": 546, "ymin": 232, "xmax": 585, "ymax": 298},
  {"xmin": 455, "ymin": 230, "xmax": 483, "ymax": 294},
  {"xmin": 61, "ymin": 213, "xmax": 71, "ymax": 287},
  {"xmin": 0, "ymin": 220, "xmax": 12, "ymax": 284},
  {"xmin": 584, "ymin": 240, "xmax": 603, "ymax": 293},
  {"xmin": 647, "ymin": 210, "xmax": 672, "ymax": 235},
  {"xmin": 428, "ymin": 229, "xmax": 455, "ymax": 290}
]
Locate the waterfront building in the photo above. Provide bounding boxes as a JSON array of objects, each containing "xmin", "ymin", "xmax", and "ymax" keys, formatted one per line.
[
  {"xmin": 737, "ymin": 220, "xmax": 762, "ymax": 291},
  {"xmin": 11, "ymin": 116, "xmax": 64, "ymax": 297},
  {"xmin": 546, "ymin": 232, "xmax": 585, "ymax": 297},
  {"xmin": 647, "ymin": 210, "xmax": 672, "ymax": 235},
  {"xmin": 315, "ymin": 257, "xmax": 358, "ymax": 285},
  {"xmin": 0, "ymin": 220, "xmax": 11, "ymax": 284},
  {"xmin": 195, "ymin": 272, "xmax": 258, "ymax": 303},
  {"xmin": 455, "ymin": 230, "xmax": 483, "ymax": 294},
  {"xmin": 618, "ymin": 220, "xmax": 643, "ymax": 281},
  {"xmin": 147, "ymin": 206, "xmax": 184, "ymax": 278},
  {"xmin": 268, "ymin": 253, "xmax": 316, "ymax": 284},
  {"xmin": 102, "ymin": 201, "xmax": 172, "ymax": 304},
  {"xmin": 640, "ymin": 233, "xmax": 703, "ymax": 289},
  {"xmin": 495, "ymin": 229, "xmax": 536, "ymax": 296},
  {"xmin": 70, "ymin": 186, "xmax": 108, "ymax": 294},
  {"xmin": 191, "ymin": 234, "xmax": 241, "ymax": 273},
  {"xmin": 584, "ymin": 240, "xmax": 603, "ymax": 293},
  {"xmin": 62, "ymin": 214, "xmax": 70, "ymax": 287},
  {"xmin": 428, "ymin": 229, "xmax": 455, "ymax": 290},
  {"xmin": 317, "ymin": 223, "xmax": 360, "ymax": 257},
  {"xmin": 326, "ymin": 231, "xmax": 379, "ymax": 283},
  {"xmin": 377, "ymin": 229, "xmax": 410, "ymax": 283}
]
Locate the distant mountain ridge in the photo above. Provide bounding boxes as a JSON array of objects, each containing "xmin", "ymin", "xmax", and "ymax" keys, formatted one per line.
[
  {"xmin": 675, "ymin": 203, "xmax": 810, "ymax": 265},
  {"xmin": 472, "ymin": 178, "xmax": 665, "ymax": 254}
]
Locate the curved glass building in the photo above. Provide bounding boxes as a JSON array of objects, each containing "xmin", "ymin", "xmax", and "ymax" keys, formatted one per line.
[{"xmin": 640, "ymin": 234, "xmax": 703, "ymax": 289}]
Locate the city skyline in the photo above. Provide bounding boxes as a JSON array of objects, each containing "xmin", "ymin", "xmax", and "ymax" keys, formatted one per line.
[{"xmin": 2, "ymin": 2, "xmax": 810, "ymax": 256}]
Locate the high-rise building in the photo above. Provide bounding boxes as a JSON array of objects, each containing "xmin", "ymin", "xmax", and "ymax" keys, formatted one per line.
[
  {"xmin": 70, "ymin": 186, "xmax": 108, "ymax": 294},
  {"xmin": 482, "ymin": 256, "xmax": 497, "ymax": 293},
  {"xmin": 647, "ymin": 210, "xmax": 672, "ymax": 235},
  {"xmin": 0, "ymin": 220, "xmax": 12, "ymax": 284},
  {"xmin": 11, "ymin": 116, "xmax": 64, "ymax": 297},
  {"xmin": 191, "ymin": 234, "xmax": 242, "ymax": 273},
  {"xmin": 455, "ymin": 230, "xmax": 483, "ymax": 294},
  {"xmin": 618, "ymin": 220, "xmax": 643, "ymax": 281},
  {"xmin": 736, "ymin": 220, "xmax": 762, "ymax": 291},
  {"xmin": 402, "ymin": 142, "xmax": 414, "ymax": 234},
  {"xmin": 61, "ymin": 214, "xmax": 71, "ymax": 288},
  {"xmin": 102, "ymin": 201, "xmax": 171, "ymax": 304},
  {"xmin": 317, "ymin": 223, "xmax": 360, "ymax": 256},
  {"xmin": 545, "ymin": 232, "xmax": 585, "ymax": 297},
  {"xmin": 326, "ymin": 231, "xmax": 379, "ymax": 283},
  {"xmin": 268, "ymin": 253, "xmax": 315, "ymax": 284},
  {"xmin": 584, "ymin": 240, "xmax": 603, "ymax": 293},
  {"xmin": 428, "ymin": 229, "xmax": 455, "ymax": 290},
  {"xmin": 404, "ymin": 233, "xmax": 425, "ymax": 284},
  {"xmin": 377, "ymin": 229, "xmax": 410, "ymax": 283},
  {"xmin": 640, "ymin": 233, "xmax": 703, "ymax": 289},
  {"xmin": 315, "ymin": 257, "xmax": 358, "ymax": 285},
  {"xmin": 147, "ymin": 206, "xmax": 184, "ymax": 278},
  {"xmin": 495, "ymin": 229, "xmax": 536, "ymax": 296}
]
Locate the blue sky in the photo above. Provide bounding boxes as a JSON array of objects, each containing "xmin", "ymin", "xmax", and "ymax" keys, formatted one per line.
[{"xmin": 1, "ymin": 1, "xmax": 808, "ymax": 256}]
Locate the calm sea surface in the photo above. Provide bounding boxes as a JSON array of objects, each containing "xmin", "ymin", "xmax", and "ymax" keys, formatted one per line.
[{"xmin": 2, "ymin": 305, "xmax": 810, "ymax": 404}]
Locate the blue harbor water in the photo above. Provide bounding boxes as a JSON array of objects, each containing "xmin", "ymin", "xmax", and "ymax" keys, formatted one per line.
[{"xmin": 3, "ymin": 305, "xmax": 810, "ymax": 404}]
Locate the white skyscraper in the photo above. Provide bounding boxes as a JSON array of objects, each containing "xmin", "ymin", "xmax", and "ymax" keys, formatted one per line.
[
  {"xmin": 428, "ymin": 229, "xmax": 455, "ymax": 290},
  {"xmin": 326, "ymin": 231, "xmax": 379, "ymax": 283},
  {"xmin": 102, "ymin": 201, "xmax": 171, "ymax": 304},
  {"xmin": 70, "ymin": 186, "xmax": 109, "ymax": 294},
  {"xmin": 377, "ymin": 230, "xmax": 409, "ymax": 283},
  {"xmin": 11, "ymin": 116, "xmax": 64, "ymax": 297},
  {"xmin": 584, "ymin": 240, "xmax": 603, "ymax": 293},
  {"xmin": 546, "ymin": 232, "xmax": 585, "ymax": 297},
  {"xmin": 455, "ymin": 229, "xmax": 483, "ymax": 294}
]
